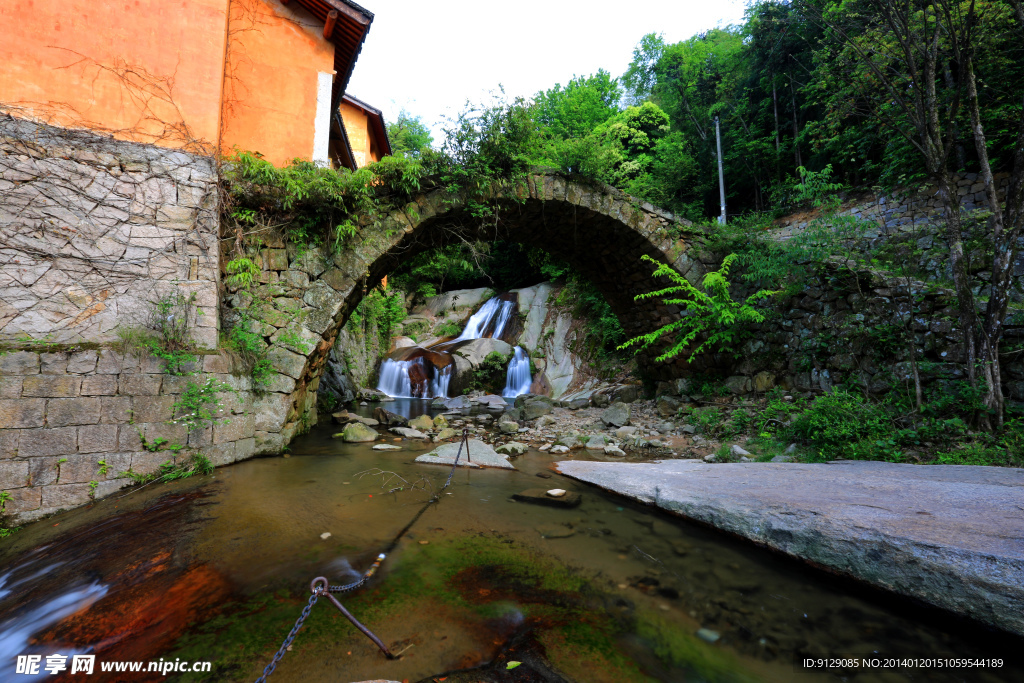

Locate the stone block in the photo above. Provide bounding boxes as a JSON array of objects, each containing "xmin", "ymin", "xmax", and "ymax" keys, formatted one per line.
[
  {"xmin": 95, "ymin": 478, "xmax": 131, "ymax": 498},
  {"xmin": 0, "ymin": 377, "xmax": 23, "ymax": 399},
  {"xmin": 46, "ymin": 398, "xmax": 101, "ymax": 427},
  {"xmin": 100, "ymin": 396, "xmax": 133, "ymax": 424},
  {"xmin": 0, "ymin": 431, "xmax": 19, "ymax": 458},
  {"xmin": 119, "ymin": 374, "xmax": 162, "ymax": 396},
  {"xmin": 39, "ymin": 352, "xmax": 69, "ymax": 374},
  {"xmin": 130, "ymin": 451, "xmax": 171, "ymax": 475},
  {"xmin": 95, "ymin": 349, "xmax": 127, "ymax": 374},
  {"xmin": 193, "ymin": 327, "xmax": 218, "ymax": 350},
  {"xmin": 118, "ymin": 426, "xmax": 143, "ymax": 451},
  {"xmin": 266, "ymin": 347, "xmax": 307, "ymax": 379},
  {"xmin": 267, "ymin": 249, "xmax": 289, "ymax": 270},
  {"xmin": 254, "ymin": 393, "xmax": 292, "ymax": 432},
  {"xmin": 42, "ymin": 483, "xmax": 93, "ymax": 509},
  {"xmin": 264, "ymin": 373, "xmax": 297, "ymax": 394},
  {"xmin": 20, "ymin": 427, "xmax": 78, "ymax": 457},
  {"xmin": 81, "ymin": 375, "xmax": 118, "ymax": 396},
  {"xmin": 0, "ymin": 460, "xmax": 29, "ymax": 489},
  {"xmin": 0, "ymin": 351, "xmax": 39, "ymax": 375},
  {"xmin": 132, "ymin": 395, "xmax": 176, "ymax": 423},
  {"xmin": 28, "ymin": 457, "xmax": 60, "ymax": 486},
  {"xmin": 67, "ymin": 350, "xmax": 99, "ymax": 373},
  {"xmin": 2, "ymin": 486, "xmax": 42, "ymax": 516},
  {"xmin": 213, "ymin": 412, "xmax": 255, "ymax": 444},
  {"xmin": 0, "ymin": 399, "xmax": 46, "ymax": 428},
  {"xmin": 203, "ymin": 353, "xmax": 233, "ymax": 374},
  {"xmin": 235, "ymin": 437, "xmax": 256, "ymax": 462},
  {"xmin": 142, "ymin": 422, "xmax": 189, "ymax": 448},
  {"xmin": 78, "ymin": 424, "xmax": 119, "ymax": 453},
  {"xmin": 22, "ymin": 375, "xmax": 81, "ymax": 398},
  {"xmin": 205, "ymin": 442, "xmax": 236, "ymax": 467},
  {"xmin": 254, "ymin": 430, "xmax": 287, "ymax": 455},
  {"xmin": 188, "ymin": 427, "xmax": 213, "ymax": 448},
  {"xmin": 58, "ymin": 453, "xmax": 109, "ymax": 483}
]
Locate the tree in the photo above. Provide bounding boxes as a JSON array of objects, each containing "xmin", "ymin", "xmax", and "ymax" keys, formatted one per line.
[
  {"xmin": 534, "ymin": 70, "xmax": 622, "ymax": 139},
  {"xmin": 387, "ymin": 110, "xmax": 434, "ymax": 158},
  {"xmin": 800, "ymin": 0, "xmax": 1024, "ymax": 427}
]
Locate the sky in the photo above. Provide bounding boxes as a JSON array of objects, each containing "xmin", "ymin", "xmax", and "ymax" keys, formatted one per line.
[{"xmin": 346, "ymin": 0, "xmax": 750, "ymax": 143}]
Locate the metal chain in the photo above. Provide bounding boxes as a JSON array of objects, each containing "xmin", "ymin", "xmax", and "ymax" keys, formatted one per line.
[
  {"xmin": 254, "ymin": 584, "xmax": 322, "ymax": 683},
  {"xmin": 255, "ymin": 428, "xmax": 472, "ymax": 682}
]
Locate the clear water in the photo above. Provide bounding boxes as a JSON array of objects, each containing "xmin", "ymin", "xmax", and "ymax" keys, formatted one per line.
[{"xmin": 0, "ymin": 422, "xmax": 1020, "ymax": 682}]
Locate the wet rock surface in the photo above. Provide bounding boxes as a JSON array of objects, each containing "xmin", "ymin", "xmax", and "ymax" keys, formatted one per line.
[
  {"xmin": 555, "ymin": 458, "xmax": 1024, "ymax": 636},
  {"xmin": 415, "ymin": 439, "xmax": 515, "ymax": 469}
]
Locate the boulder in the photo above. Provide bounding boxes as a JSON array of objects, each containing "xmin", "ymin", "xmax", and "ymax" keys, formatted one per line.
[
  {"xmin": 337, "ymin": 423, "xmax": 378, "ymax": 442},
  {"xmin": 602, "ymin": 402, "xmax": 631, "ymax": 427},
  {"xmin": 753, "ymin": 371, "xmax": 776, "ymax": 393},
  {"xmin": 453, "ymin": 338, "xmax": 513, "ymax": 366},
  {"xmin": 415, "ymin": 439, "xmax": 514, "ymax": 469},
  {"xmin": 421, "ymin": 287, "xmax": 493, "ymax": 316},
  {"xmin": 566, "ymin": 398, "xmax": 590, "ymax": 410},
  {"xmin": 771, "ymin": 455, "xmax": 795, "ymax": 463},
  {"xmin": 373, "ymin": 408, "xmax": 408, "ymax": 426},
  {"xmin": 656, "ymin": 395, "xmax": 682, "ymax": 417},
  {"xmin": 550, "ymin": 445, "xmax": 570, "ymax": 454},
  {"xmin": 408, "ymin": 414, "xmax": 435, "ymax": 431},
  {"xmin": 614, "ymin": 426, "xmax": 638, "ymax": 439},
  {"xmin": 610, "ymin": 385, "xmax": 640, "ymax": 404},
  {"xmin": 604, "ymin": 445, "xmax": 626, "ymax": 457},
  {"xmin": 703, "ymin": 454, "xmax": 719, "ymax": 463},
  {"xmin": 498, "ymin": 420, "xmax": 519, "ymax": 434},
  {"xmin": 523, "ymin": 400, "xmax": 553, "ymax": 421},
  {"xmin": 433, "ymin": 428, "xmax": 458, "ymax": 442},
  {"xmin": 390, "ymin": 427, "xmax": 428, "ymax": 439},
  {"xmin": 433, "ymin": 414, "xmax": 449, "ymax": 429},
  {"xmin": 372, "ymin": 444, "xmax": 403, "ymax": 451},
  {"xmin": 512, "ymin": 488, "xmax": 581, "ymax": 508},
  {"xmin": 536, "ymin": 414, "xmax": 557, "ymax": 428},
  {"xmin": 496, "ymin": 441, "xmax": 528, "ymax": 456},
  {"xmin": 731, "ymin": 445, "xmax": 752, "ymax": 457},
  {"xmin": 724, "ymin": 375, "xmax": 751, "ymax": 394},
  {"xmin": 584, "ymin": 434, "xmax": 609, "ymax": 449}
]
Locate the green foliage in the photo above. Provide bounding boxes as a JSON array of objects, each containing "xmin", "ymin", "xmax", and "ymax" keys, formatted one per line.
[
  {"xmin": 620, "ymin": 254, "xmax": 778, "ymax": 363},
  {"xmin": 463, "ymin": 351, "xmax": 512, "ymax": 394},
  {"xmin": 120, "ymin": 453, "xmax": 215, "ymax": 486},
  {"xmin": 225, "ymin": 257, "xmax": 260, "ymax": 290},
  {"xmin": 114, "ymin": 290, "xmax": 200, "ymax": 374},
  {"xmin": 788, "ymin": 389, "xmax": 892, "ymax": 461},
  {"xmin": 386, "ymin": 110, "xmax": 434, "ymax": 158},
  {"xmin": 0, "ymin": 491, "xmax": 12, "ymax": 513},
  {"xmin": 435, "ymin": 320, "xmax": 462, "ymax": 338},
  {"xmin": 171, "ymin": 377, "xmax": 233, "ymax": 431}
]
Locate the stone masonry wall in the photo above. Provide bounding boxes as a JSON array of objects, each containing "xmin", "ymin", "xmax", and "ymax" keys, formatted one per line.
[
  {"xmin": 0, "ymin": 113, "xmax": 219, "ymax": 346},
  {"xmin": 0, "ymin": 348, "xmax": 256, "ymax": 524}
]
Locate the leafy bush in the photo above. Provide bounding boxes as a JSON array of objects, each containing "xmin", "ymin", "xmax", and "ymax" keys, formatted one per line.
[
  {"xmin": 463, "ymin": 351, "xmax": 512, "ymax": 394},
  {"xmin": 788, "ymin": 389, "xmax": 892, "ymax": 460},
  {"xmin": 620, "ymin": 254, "xmax": 778, "ymax": 363}
]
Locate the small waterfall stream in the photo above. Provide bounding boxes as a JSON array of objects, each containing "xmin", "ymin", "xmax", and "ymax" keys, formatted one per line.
[
  {"xmin": 375, "ymin": 295, "xmax": 529, "ymax": 399},
  {"xmin": 502, "ymin": 346, "xmax": 532, "ymax": 398}
]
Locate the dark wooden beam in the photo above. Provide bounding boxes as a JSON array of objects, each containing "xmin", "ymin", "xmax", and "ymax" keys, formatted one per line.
[{"xmin": 323, "ymin": 10, "xmax": 338, "ymax": 39}]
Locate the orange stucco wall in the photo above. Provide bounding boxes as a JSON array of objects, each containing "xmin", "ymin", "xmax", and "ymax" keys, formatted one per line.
[
  {"xmin": 0, "ymin": 0, "xmax": 230, "ymax": 151},
  {"xmin": 339, "ymin": 102, "xmax": 383, "ymax": 168},
  {"xmin": 219, "ymin": 0, "xmax": 335, "ymax": 166}
]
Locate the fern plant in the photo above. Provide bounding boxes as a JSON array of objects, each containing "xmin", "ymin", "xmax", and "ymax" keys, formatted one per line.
[{"xmin": 618, "ymin": 254, "xmax": 779, "ymax": 363}]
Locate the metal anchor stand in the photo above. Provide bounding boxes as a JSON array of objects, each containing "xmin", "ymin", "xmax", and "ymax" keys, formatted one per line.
[{"xmin": 255, "ymin": 428, "xmax": 472, "ymax": 682}]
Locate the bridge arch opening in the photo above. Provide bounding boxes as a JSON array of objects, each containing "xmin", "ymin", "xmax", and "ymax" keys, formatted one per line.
[{"xmin": 241, "ymin": 173, "xmax": 698, "ymax": 448}]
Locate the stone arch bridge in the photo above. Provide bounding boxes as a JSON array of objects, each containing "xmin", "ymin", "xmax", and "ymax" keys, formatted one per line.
[{"xmin": 239, "ymin": 171, "xmax": 702, "ymax": 452}]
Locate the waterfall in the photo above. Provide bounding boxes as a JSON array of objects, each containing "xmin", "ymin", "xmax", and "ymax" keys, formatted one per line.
[
  {"xmin": 376, "ymin": 295, "xmax": 517, "ymax": 399},
  {"xmin": 454, "ymin": 297, "xmax": 515, "ymax": 341},
  {"xmin": 502, "ymin": 346, "xmax": 532, "ymax": 398}
]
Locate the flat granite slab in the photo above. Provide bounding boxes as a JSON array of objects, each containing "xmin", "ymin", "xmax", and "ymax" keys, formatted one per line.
[
  {"xmin": 415, "ymin": 439, "xmax": 515, "ymax": 470},
  {"xmin": 555, "ymin": 459, "xmax": 1024, "ymax": 636}
]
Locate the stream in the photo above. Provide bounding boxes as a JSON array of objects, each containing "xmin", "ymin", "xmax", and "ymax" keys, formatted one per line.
[{"xmin": 1, "ymin": 404, "xmax": 1021, "ymax": 682}]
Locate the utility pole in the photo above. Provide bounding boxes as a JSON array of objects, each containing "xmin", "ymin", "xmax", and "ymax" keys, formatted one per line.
[{"xmin": 715, "ymin": 115, "xmax": 726, "ymax": 225}]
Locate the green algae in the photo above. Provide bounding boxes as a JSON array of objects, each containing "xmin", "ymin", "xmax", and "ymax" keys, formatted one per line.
[{"xmin": 165, "ymin": 534, "xmax": 759, "ymax": 682}]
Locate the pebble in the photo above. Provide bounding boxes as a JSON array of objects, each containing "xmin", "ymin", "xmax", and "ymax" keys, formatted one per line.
[
  {"xmin": 536, "ymin": 524, "xmax": 574, "ymax": 539},
  {"xmin": 696, "ymin": 628, "xmax": 720, "ymax": 644},
  {"xmin": 320, "ymin": 532, "xmax": 331, "ymax": 540},
  {"xmin": 546, "ymin": 489, "xmax": 567, "ymax": 497},
  {"xmin": 418, "ymin": 540, "xmax": 429, "ymax": 545}
]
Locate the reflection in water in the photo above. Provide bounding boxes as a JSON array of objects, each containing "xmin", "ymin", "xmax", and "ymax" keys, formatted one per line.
[{"xmin": 0, "ymin": 426, "xmax": 1020, "ymax": 682}]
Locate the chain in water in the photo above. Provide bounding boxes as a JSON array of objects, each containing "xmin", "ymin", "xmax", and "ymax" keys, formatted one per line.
[{"xmin": 254, "ymin": 429, "xmax": 472, "ymax": 681}]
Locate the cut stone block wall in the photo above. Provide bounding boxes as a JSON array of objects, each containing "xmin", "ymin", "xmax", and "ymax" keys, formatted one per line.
[
  {"xmin": 0, "ymin": 348, "xmax": 259, "ymax": 524},
  {"xmin": 0, "ymin": 113, "xmax": 219, "ymax": 347}
]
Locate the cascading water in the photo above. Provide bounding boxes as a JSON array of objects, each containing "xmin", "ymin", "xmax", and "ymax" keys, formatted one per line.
[
  {"xmin": 454, "ymin": 298, "xmax": 515, "ymax": 341},
  {"xmin": 502, "ymin": 346, "xmax": 532, "ymax": 398},
  {"xmin": 376, "ymin": 296, "xmax": 516, "ymax": 399}
]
